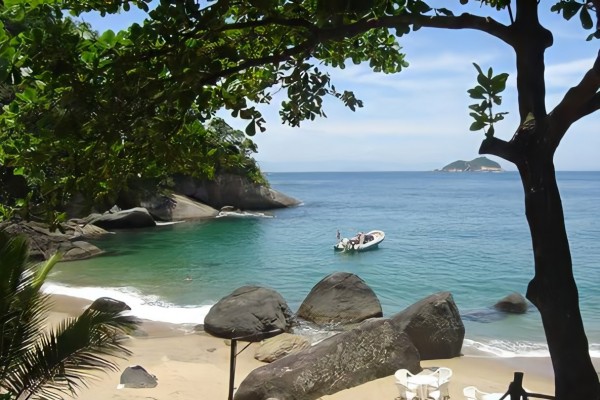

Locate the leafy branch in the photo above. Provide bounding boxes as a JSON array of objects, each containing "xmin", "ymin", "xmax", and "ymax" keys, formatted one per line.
[{"xmin": 467, "ymin": 62, "xmax": 509, "ymax": 138}]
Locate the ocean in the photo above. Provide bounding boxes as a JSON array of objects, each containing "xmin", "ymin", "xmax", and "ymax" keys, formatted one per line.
[{"xmin": 44, "ymin": 171, "xmax": 600, "ymax": 358}]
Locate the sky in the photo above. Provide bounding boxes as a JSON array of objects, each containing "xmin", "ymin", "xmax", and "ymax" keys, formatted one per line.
[{"xmin": 79, "ymin": 2, "xmax": 600, "ymax": 172}]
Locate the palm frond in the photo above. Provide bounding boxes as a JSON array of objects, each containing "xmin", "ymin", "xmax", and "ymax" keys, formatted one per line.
[
  {"xmin": 0, "ymin": 232, "xmax": 53, "ymax": 384},
  {"xmin": 6, "ymin": 308, "xmax": 139, "ymax": 400}
]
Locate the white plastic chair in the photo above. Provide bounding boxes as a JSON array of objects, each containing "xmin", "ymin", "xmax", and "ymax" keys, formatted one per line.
[
  {"xmin": 423, "ymin": 367, "xmax": 452, "ymax": 400},
  {"xmin": 463, "ymin": 386, "xmax": 496, "ymax": 400},
  {"xmin": 394, "ymin": 369, "xmax": 419, "ymax": 400}
]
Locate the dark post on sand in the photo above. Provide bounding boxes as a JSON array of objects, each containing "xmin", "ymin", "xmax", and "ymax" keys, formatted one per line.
[{"xmin": 228, "ymin": 329, "xmax": 283, "ymax": 400}]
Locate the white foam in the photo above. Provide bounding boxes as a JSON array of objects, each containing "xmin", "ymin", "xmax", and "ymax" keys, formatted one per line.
[
  {"xmin": 43, "ymin": 283, "xmax": 212, "ymax": 325},
  {"xmin": 464, "ymin": 338, "xmax": 600, "ymax": 359}
]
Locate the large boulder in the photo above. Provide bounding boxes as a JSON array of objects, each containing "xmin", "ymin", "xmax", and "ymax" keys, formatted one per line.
[
  {"xmin": 85, "ymin": 207, "xmax": 156, "ymax": 229},
  {"xmin": 254, "ymin": 333, "xmax": 311, "ymax": 363},
  {"xmin": 297, "ymin": 272, "xmax": 383, "ymax": 325},
  {"xmin": 174, "ymin": 173, "xmax": 301, "ymax": 211},
  {"xmin": 204, "ymin": 286, "xmax": 294, "ymax": 340},
  {"xmin": 0, "ymin": 221, "xmax": 106, "ymax": 261},
  {"xmin": 141, "ymin": 193, "xmax": 218, "ymax": 221},
  {"xmin": 493, "ymin": 292, "xmax": 529, "ymax": 314},
  {"xmin": 391, "ymin": 292, "xmax": 464, "ymax": 360},
  {"xmin": 88, "ymin": 297, "xmax": 131, "ymax": 313},
  {"xmin": 234, "ymin": 318, "xmax": 421, "ymax": 400}
]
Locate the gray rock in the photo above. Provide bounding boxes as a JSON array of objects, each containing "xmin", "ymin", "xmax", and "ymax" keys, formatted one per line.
[
  {"xmin": 234, "ymin": 318, "xmax": 421, "ymax": 400},
  {"xmin": 119, "ymin": 365, "xmax": 158, "ymax": 388},
  {"xmin": 254, "ymin": 333, "xmax": 311, "ymax": 363},
  {"xmin": 141, "ymin": 193, "xmax": 218, "ymax": 221},
  {"xmin": 61, "ymin": 240, "xmax": 104, "ymax": 260},
  {"xmin": 494, "ymin": 292, "xmax": 529, "ymax": 314},
  {"xmin": 297, "ymin": 272, "xmax": 383, "ymax": 325},
  {"xmin": 86, "ymin": 207, "xmax": 156, "ymax": 229},
  {"xmin": 89, "ymin": 297, "xmax": 131, "ymax": 313},
  {"xmin": 204, "ymin": 286, "xmax": 294, "ymax": 340},
  {"xmin": 174, "ymin": 173, "xmax": 301, "ymax": 210},
  {"xmin": 391, "ymin": 292, "xmax": 464, "ymax": 360},
  {"xmin": 0, "ymin": 221, "xmax": 105, "ymax": 261}
]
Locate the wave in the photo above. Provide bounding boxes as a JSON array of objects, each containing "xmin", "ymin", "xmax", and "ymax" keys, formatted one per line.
[
  {"xmin": 464, "ymin": 338, "xmax": 600, "ymax": 358},
  {"xmin": 43, "ymin": 283, "xmax": 600, "ymax": 360},
  {"xmin": 43, "ymin": 283, "xmax": 212, "ymax": 325}
]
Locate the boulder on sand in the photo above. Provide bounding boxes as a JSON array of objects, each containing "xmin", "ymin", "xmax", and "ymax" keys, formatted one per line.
[
  {"xmin": 234, "ymin": 318, "xmax": 421, "ymax": 400},
  {"xmin": 204, "ymin": 286, "xmax": 294, "ymax": 340},
  {"xmin": 391, "ymin": 291, "xmax": 464, "ymax": 360}
]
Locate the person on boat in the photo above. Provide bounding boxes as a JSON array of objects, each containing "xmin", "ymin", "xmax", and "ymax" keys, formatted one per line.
[
  {"xmin": 336, "ymin": 229, "xmax": 341, "ymax": 242},
  {"xmin": 350, "ymin": 232, "xmax": 363, "ymax": 246},
  {"xmin": 358, "ymin": 233, "xmax": 365, "ymax": 245}
]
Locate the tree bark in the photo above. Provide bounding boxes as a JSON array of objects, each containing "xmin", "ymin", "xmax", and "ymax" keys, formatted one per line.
[
  {"xmin": 481, "ymin": 129, "xmax": 600, "ymax": 399},
  {"xmin": 518, "ymin": 157, "xmax": 599, "ymax": 400}
]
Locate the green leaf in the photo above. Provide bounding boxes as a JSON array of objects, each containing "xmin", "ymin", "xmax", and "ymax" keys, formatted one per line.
[
  {"xmin": 562, "ymin": 2, "xmax": 583, "ymax": 20},
  {"xmin": 245, "ymin": 121, "xmax": 256, "ymax": 136},
  {"xmin": 467, "ymin": 86, "xmax": 486, "ymax": 100},
  {"xmin": 579, "ymin": 6, "xmax": 593, "ymax": 30},
  {"xmin": 469, "ymin": 120, "xmax": 486, "ymax": 131},
  {"xmin": 99, "ymin": 30, "xmax": 117, "ymax": 47}
]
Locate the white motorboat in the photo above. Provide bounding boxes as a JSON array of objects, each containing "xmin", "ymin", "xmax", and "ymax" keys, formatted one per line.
[{"xmin": 333, "ymin": 230, "xmax": 385, "ymax": 252}]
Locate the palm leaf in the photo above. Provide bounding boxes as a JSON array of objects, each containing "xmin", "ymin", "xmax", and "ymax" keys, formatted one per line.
[
  {"xmin": 6, "ymin": 308, "xmax": 138, "ymax": 400},
  {"xmin": 1, "ymin": 230, "xmax": 138, "ymax": 399},
  {"xmin": 0, "ymin": 232, "xmax": 55, "ymax": 385}
]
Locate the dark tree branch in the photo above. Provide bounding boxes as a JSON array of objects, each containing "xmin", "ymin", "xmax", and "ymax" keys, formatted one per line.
[
  {"xmin": 198, "ymin": 39, "xmax": 317, "ymax": 87},
  {"xmin": 550, "ymin": 50, "xmax": 600, "ymax": 141},
  {"xmin": 216, "ymin": 17, "xmax": 317, "ymax": 34},
  {"xmin": 320, "ymin": 13, "xmax": 513, "ymax": 45},
  {"xmin": 478, "ymin": 136, "xmax": 521, "ymax": 165}
]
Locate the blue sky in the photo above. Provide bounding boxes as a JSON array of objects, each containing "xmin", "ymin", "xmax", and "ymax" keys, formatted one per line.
[{"xmin": 79, "ymin": 2, "xmax": 600, "ymax": 172}]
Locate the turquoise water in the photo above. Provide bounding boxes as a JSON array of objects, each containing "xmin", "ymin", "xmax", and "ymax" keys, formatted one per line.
[{"xmin": 46, "ymin": 171, "xmax": 600, "ymax": 357}]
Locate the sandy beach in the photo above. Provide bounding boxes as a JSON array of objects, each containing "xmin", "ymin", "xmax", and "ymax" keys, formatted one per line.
[{"xmin": 46, "ymin": 294, "xmax": 568, "ymax": 400}]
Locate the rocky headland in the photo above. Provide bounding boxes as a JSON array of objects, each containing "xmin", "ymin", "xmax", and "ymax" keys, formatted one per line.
[{"xmin": 0, "ymin": 173, "xmax": 301, "ymax": 261}]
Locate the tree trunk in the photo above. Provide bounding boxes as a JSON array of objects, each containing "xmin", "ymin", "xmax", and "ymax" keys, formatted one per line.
[{"xmin": 515, "ymin": 154, "xmax": 599, "ymax": 399}]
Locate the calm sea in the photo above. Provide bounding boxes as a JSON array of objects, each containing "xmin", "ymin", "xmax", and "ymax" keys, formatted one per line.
[{"xmin": 45, "ymin": 171, "xmax": 600, "ymax": 358}]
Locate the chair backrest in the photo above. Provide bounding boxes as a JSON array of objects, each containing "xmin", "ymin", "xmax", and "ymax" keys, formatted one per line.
[
  {"xmin": 437, "ymin": 367, "xmax": 453, "ymax": 383},
  {"xmin": 395, "ymin": 369, "xmax": 410, "ymax": 386},
  {"xmin": 463, "ymin": 385, "xmax": 489, "ymax": 400},
  {"xmin": 395, "ymin": 369, "xmax": 419, "ymax": 399}
]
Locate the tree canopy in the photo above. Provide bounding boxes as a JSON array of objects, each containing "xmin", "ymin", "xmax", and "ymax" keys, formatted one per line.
[{"xmin": 1, "ymin": 1, "xmax": 599, "ymax": 398}]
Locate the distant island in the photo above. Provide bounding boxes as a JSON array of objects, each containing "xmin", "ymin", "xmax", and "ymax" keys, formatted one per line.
[{"xmin": 437, "ymin": 156, "xmax": 503, "ymax": 172}]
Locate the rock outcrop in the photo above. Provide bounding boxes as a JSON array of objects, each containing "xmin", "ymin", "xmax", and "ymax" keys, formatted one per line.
[
  {"xmin": 234, "ymin": 318, "xmax": 421, "ymax": 400},
  {"xmin": 391, "ymin": 292, "xmax": 464, "ymax": 360},
  {"xmin": 141, "ymin": 193, "xmax": 218, "ymax": 221},
  {"xmin": 174, "ymin": 173, "xmax": 301, "ymax": 210},
  {"xmin": 85, "ymin": 207, "xmax": 156, "ymax": 229},
  {"xmin": 204, "ymin": 286, "xmax": 294, "ymax": 340},
  {"xmin": 0, "ymin": 220, "xmax": 106, "ymax": 261},
  {"xmin": 297, "ymin": 272, "xmax": 383, "ymax": 325}
]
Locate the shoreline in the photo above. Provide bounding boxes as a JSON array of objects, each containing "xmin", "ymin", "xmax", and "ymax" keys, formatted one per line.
[{"xmin": 44, "ymin": 293, "xmax": 588, "ymax": 400}]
